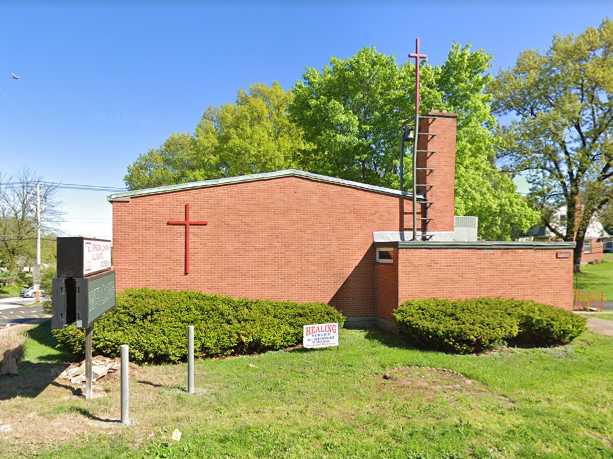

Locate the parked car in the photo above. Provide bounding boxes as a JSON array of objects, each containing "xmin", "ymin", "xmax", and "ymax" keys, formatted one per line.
[
  {"xmin": 604, "ymin": 241, "xmax": 613, "ymax": 253},
  {"xmin": 20, "ymin": 287, "xmax": 45, "ymax": 298}
]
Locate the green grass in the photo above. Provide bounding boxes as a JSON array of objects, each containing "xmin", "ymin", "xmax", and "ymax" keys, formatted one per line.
[
  {"xmin": 0, "ymin": 283, "xmax": 22, "ymax": 298},
  {"xmin": 23, "ymin": 320, "xmax": 73, "ymax": 363},
  {"xmin": 2, "ymin": 323, "xmax": 612, "ymax": 458},
  {"xmin": 575, "ymin": 253, "xmax": 613, "ymax": 301}
]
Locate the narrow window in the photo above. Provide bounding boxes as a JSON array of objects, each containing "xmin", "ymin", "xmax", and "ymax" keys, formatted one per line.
[{"xmin": 376, "ymin": 247, "xmax": 394, "ymax": 264}]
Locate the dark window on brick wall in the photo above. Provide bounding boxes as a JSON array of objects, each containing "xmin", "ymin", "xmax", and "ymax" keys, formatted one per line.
[{"xmin": 376, "ymin": 248, "xmax": 393, "ymax": 264}]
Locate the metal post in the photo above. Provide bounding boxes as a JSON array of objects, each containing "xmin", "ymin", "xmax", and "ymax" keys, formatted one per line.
[
  {"xmin": 120, "ymin": 344, "xmax": 130, "ymax": 425},
  {"xmin": 84, "ymin": 325, "xmax": 93, "ymax": 399},
  {"xmin": 399, "ymin": 126, "xmax": 406, "ymax": 195},
  {"xmin": 34, "ymin": 182, "xmax": 41, "ymax": 302},
  {"xmin": 399, "ymin": 126, "xmax": 407, "ymax": 242},
  {"xmin": 412, "ymin": 114, "xmax": 419, "ymax": 241},
  {"xmin": 408, "ymin": 37, "xmax": 428, "ymax": 242},
  {"xmin": 188, "ymin": 325, "xmax": 195, "ymax": 394}
]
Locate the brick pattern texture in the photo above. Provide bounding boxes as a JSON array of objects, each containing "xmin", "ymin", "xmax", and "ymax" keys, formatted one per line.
[
  {"xmin": 374, "ymin": 248, "xmax": 398, "ymax": 318},
  {"xmin": 112, "ymin": 111, "xmax": 574, "ymax": 320},
  {"xmin": 112, "ymin": 177, "xmax": 425, "ymax": 318},
  {"xmin": 416, "ymin": 113, "xmax": 456, "ymax": 233},
  {"xmin": 581, "ymin": 239, "xmax": 604, "ymax": 264},
  {"xmin": 375, "ymin": 247, "xmax": 574, "ymax": 319}
]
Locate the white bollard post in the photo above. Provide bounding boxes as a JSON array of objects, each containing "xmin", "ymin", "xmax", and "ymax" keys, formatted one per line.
[
  {"xmin": 120, "ymin": 344, "xmax": 130, "ymax": 425},
  {"xmin": 188, "ymin": 325, "xmax": 195, "ymax": 394}
]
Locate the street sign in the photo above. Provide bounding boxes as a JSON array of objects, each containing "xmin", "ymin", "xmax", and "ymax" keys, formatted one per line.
[
  {"xmin": 75, "ymin": 270, "xmax": 116, "ymax": 328},
  {"xmin": 303, "ymin": 323, "xmax": 339, "ymax": 349}
]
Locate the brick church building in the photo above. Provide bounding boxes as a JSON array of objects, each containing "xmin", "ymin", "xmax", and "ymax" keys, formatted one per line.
[{"xmin": 109, "ymin": 112, "xmax": 574, "ymax": 327}]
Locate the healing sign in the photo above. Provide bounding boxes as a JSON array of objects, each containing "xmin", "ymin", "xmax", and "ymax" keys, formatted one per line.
[{"xmin": 303, "ymin": 323, "xmax": 339, "ymax": 349}]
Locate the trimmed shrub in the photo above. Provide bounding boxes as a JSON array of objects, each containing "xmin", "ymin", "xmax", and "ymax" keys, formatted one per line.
[
  {"xmin": 507, "ymin": 300, "xmax": 587, "ymax": 347},
  {"xmin": 393, "ymin": 298, "xmax": 519, "ymax": 354},
  {"xmin": 393, "ymin": 298, "xmax": 586, "ymax": 354},
  {"xmin": 53, "ymin": 289, "xmax": 345, "ymax": 363}
]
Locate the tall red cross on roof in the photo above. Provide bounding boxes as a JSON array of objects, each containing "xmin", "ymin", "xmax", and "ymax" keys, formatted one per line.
[
  {"xmin": 408, "ymin": 37, "xmax": 428, "ymax": 117},
  {"xmin": 167, "ymin": 203, "xmax": 208, "ymax": 275}
]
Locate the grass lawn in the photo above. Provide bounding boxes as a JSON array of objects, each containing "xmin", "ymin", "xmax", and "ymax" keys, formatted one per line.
[
  {"xmin": 575, "ymin": 253, "xmax": 613, "ymax": 301},
  {"xmin": 0, "ymin": 283, "xmax": 22, "ymax": 298},
  {"xmin": 1, "ymin": 322, "xmax": 612, "ymax": 458}
]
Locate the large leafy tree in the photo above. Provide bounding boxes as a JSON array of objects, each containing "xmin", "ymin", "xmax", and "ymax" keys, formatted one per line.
[
  {"xmin": 125, "ymin": 82, "xmax": 310, "ymax": 189},
  {"xmin": 290, "ymin": 46, "xmax": 538, "ymax": 239},
  {"xmin": 491, "ymin": 19, "xmax": 612, "ymax": 269}
]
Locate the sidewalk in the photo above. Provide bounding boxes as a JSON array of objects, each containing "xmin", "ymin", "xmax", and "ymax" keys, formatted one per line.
[{"xmin": 586, "ymin": 318, "xmax": 613, "ymax": 337}]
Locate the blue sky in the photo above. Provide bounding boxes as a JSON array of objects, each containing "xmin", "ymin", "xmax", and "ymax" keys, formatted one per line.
[{"xmin": 1, "ymin": 2, "xmax": 609, "ymax": 239}]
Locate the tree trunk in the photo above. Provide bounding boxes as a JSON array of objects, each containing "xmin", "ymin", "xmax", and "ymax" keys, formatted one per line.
[{"xmin": 573, "ymin": 235, "xmax": 584, "ymax": 273}]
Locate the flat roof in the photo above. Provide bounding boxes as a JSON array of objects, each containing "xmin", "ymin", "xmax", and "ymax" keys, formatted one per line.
[
  {"xmin": 108, "ymin": 169, "xmax": 421, "ymax": 202},
  {"xmin": 395, "ymin": 241, "xmax": 576, "ymax": 249}
]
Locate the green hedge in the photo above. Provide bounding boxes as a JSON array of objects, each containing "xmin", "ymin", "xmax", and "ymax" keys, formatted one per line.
[
  {"xmin": 393, "ymin": 298, "xmax": 586, "ymax": 354},
  {"xmin": 53, "ymin": 289, "xmax": 345, "ymax": 363}
]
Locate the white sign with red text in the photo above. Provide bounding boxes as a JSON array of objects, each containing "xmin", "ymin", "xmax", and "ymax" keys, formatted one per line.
[
  {"xmin": 303, "ymin": 322, "xmax": 339, "ymax": 349},
  {"xmin": 83, "ymin": 239, "xmax": 112, "ymax": 276}
]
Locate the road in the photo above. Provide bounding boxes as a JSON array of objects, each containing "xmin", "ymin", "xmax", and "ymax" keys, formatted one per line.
[{"xmin": 0, "ymin": 297, "xmax": 51, "ymax": 329}]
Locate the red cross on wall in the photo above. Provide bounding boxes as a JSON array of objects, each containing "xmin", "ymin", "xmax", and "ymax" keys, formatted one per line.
[{"xmin": 167, "ymin": 203, "xmax": 208, "ymax": 275}]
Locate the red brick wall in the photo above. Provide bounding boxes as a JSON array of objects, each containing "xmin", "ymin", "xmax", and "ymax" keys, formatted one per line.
[
  {"xmin": 375, "ymin": 247, "xmax": 574, "ymax": 319},
  {"xmin": 417, "ymin": 113, "xmax": 456, "ymax": 233},
  {"xmin": 374, "ymin": 247, "xmax": 398, "ymax": 318},
  {"xmin": 113, "ymin": 176, "xmax": 425, "ymax": 317},
  {"xmin": 581, "ymin": 239, "xmax": 604, "ymax": 264}
]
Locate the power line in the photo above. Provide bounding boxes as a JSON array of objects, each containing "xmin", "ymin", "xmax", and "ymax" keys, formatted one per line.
[
  {"xmin": 1, "ymin": 181, "xmax": 125, "ymax": 192},
  {"xmin": 0, "ymin": 236, "xmax": 57, "ymax": 242}
]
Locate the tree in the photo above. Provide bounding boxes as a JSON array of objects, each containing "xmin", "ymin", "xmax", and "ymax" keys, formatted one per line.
[
  {"xmin": 0, "ymin": 171, "xmax": 59, "ymax": 278},
  {"xmin": 125, "ymin": 82, "xmax": 310, "ymax": 189},
  {"xmin": 491, "ymin": 19, "xmax": 613, "ymax": 270},
  {"xmin": 600, "ymin": 201, "xmax": 613, "ymax": 234},
  {"xmin": 290, "ymin": 46, "xmax": 538, "ymax": 239}
]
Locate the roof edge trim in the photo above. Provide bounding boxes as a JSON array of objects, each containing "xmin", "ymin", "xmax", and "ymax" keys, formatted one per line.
[
  {"xmin": 108, "ymin": 169, "xmax": 421, "ymax": 202},
  {"xmin": 396, "ymin": 241, "xmax": 576, "ymax": 249}
]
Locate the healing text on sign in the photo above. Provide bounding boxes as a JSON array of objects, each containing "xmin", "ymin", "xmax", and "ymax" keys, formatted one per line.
[
  {"xmin": 83, "ymin": 240, "xmax": 112, "ymax": 276},
  {"xmin": 303, "ymin": 323, "xmax": 339, "ymax": 349}
]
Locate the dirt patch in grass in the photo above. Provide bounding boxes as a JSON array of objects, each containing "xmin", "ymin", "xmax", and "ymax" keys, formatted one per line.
[{"xmin": 381, "ymin": 366, "xmax": 514, "ymax": 406}]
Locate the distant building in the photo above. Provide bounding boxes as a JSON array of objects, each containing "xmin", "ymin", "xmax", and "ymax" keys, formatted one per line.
[{"xmin": 522, "ymin": 206, "xmax": 610, "ymax": 264}]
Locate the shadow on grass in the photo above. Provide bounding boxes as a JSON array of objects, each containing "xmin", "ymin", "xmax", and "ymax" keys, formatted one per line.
[
  {"xmin": 363, "ymin": 327, "xmax": 451, "ymax": 357},
  {"xmin": 138, "ymin": 379, "xmax": 166, "ymax": 388},
  {"xmin": 50, "ymin": 380, "xmax": 82, "ymax": 396},
  {"xmin": 0, "ymin": 361, "xmax": 69, "ymax": 400},
  {"xmin": 363, "ymin": 327, "xmax": 408, "ymax": 349},
  {"xmin": 72, "ymin": 407, "xmax": 119, "ymax": 424},
  {"xmin": 0, "ymin": 321, "xmax": 74, "ymax": 400}
]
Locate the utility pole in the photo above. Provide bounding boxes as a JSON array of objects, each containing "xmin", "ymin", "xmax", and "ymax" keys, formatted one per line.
[{"xmin": 34, "ymin": 182, "xmax": 41, "ymax": 302}]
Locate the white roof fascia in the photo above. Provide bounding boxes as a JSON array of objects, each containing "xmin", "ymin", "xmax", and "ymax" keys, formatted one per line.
[{"xmin": 108, "ymin": 169, "xmax": 422, "ymax": 202}]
